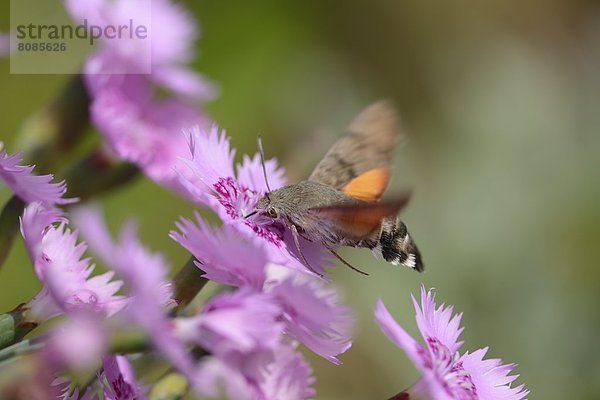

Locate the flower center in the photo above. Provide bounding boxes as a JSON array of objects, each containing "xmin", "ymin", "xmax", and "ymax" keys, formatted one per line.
[
  {"xmin": 213, "ymin": 177, "xmax": 283, "ymax": 246},
  {"xmin": 424, "ymin": 337, "xmax": 478, "ymax": 400}
]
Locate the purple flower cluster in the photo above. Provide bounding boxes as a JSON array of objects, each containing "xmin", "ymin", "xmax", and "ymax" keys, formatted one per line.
[{"xmin": 0, "ymin": 138, "xmax": 331, "ymax": 398}]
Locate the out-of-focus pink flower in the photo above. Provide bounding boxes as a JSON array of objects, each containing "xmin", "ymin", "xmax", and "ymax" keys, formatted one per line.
[
  {"xmin": 73, "ymin": 206, "xmax": 201, "ymax": 391},
  {"xmin": 176, "ymin": 290, "xmax": 283, "ymax": 357},
  {"xmin": 65, "ymin": 0, "xmax": 215, "ymax": 100},
  {"xmin": 0, "ymin": 144, "xmax": 76, "ymax": 206},
  {"xmin": 72, "ymin": 205, "xmax": 174, "ymax": 308},
  {"xmin": 64, "ymin": 0, "xmax": 216, "ymax": 195},
  {"xmin": 100, "ymin": 355, "xmax": 147, "ymax": 400},
  {"xmin": 175, "ymin": 125, "xmax": 331, "ymax": 276},
  {"xmin": 171, "ymin": 213, "xmax": 268, "ymax": 290},
  {"xmin": 20, "ymin": 203, "xmax": 125, "ymax": 322},
  {"xmin": 45, "ymin": 316, "xmax": 107, "ymax": 371},
  {"xmin": 262, "ymin": 342, "xmax": 316, "ymax": 400},
  {"xmin": 375, "ymin": 286, "xmax": 529, "ymax": 400},
  {"xmin": 89, "ymin": 85, "xmax": 208, "ymax": 197},
  {"xmin": 269, "ymin": 272, "xmax": 353, "ymax": 365},
  {"xmin": 176, "ymin": 290, "xmax": 284, "ymax": 399},
  {"xmin": 195, "ymin": 341, "xmax": 316, "ymax": 400}
]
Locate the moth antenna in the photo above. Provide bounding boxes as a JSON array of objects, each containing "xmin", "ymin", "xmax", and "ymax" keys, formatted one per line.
[
  {"xmin": 327, "ymin": 246, "xmax": 369, "ymax": 276},
  {"xmin": 290, "ymin": 224, "xmax": 323, "ymax": 277},
  {"xmin": 257, "ymin": 134, "xmax": 272, "ymax": 200}
]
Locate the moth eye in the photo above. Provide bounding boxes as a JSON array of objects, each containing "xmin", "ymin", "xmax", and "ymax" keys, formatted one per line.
[{"xmin": 267, "ymin": 207, "xmax": 278, "ymax": 218}]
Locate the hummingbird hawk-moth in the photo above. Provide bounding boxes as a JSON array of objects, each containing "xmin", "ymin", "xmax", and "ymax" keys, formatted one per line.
[{"xmin": 251, "ymin": 100, "xmax": 423, "ymax": 276}]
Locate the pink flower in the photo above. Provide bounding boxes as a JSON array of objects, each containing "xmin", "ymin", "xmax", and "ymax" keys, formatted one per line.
[
  {"xmin": 170, "ymin": 213, "xmax": 268, "ymax": 290},
  {"xmin": 45, "ymin": 316, "xmax": 108, "ymax": 371},
  {"xmin": 175, "ymin": 125, "xmax": 331, "ymax": 276},
  {"xmin": 268, "ymin": 270, "xmax": 353, "ymax": 365},
  {"xmin": 375, "ymin": 287, "xmax": 529, "ymax": 400},
  {"xmin": 176, "ymin": 290, "xmax": 283, "ymax": 357},
  {"xmin": 64, "ymin": 0, "xmax": 216, "ymax": 195},
  {"xmin": 72, "ymin": 205, "xmax": 174, "ymax": 308},
  {"xmin": 175, "ymin": 290, "xmax": 284, "ymax": 398},
  {"xmin": 73, "ymin": 206, "xmax": 201, "ymax": 391},
  {"xmin": 100, "ymin": 355, "xmax": 147, "ymax": 400},
  {"xmin": 20, "ymin": 203, "xmax": 125, "ymax": 322},
  {"xmin": 262, "ymin": 342, "xmax": 316, "ymax": 400},
  {"xmin": 0, "ymin": 144, "xmax": 76, "ymax": 206},
  {"xmin": 65, "ymin": 0, "xmax": 215, "ymax": 100},
  {"xmin": 89, "ymin": 83, "xmax": 208, "ymax": 197},
  {"xmin": 195, "ymin": 341, "xmax": 316, "ymax": 400}
]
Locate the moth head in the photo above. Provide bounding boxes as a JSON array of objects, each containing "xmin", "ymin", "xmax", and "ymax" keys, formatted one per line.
[{"xmin": 255, "ymin": 195, "xmax": 279, "ymax": 219}]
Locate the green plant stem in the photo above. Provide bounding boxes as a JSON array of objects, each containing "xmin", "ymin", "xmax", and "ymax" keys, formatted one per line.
[
  {"xmin": 0, "ymin": 339, "xmax": 43, "ymax": 364},
  {"xmin": 0, "ymin": 196, "xmax": 25, "ymax": 270},
  {"xmin": 0, "ymin": 304, "xmax": 38, "ymax": 351},
  {"xmin": 17, "ymin": 75, "xmax": 90, "ymax": 173},
  {"xmin": 63, "ymin": 149, "xmax": 140, "ymax": 201},
  {"xmin": 171, "ymin": 257, "xmax": 208, "ymax": 315}
]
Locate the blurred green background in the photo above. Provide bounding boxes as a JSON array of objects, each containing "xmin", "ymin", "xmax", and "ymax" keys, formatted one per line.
[{"xmin": 2, "ymin": 1, "xmax": 600, "ymax": 398}]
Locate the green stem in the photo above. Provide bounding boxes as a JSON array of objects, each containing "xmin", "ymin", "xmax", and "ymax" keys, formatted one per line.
[
  {"xmin": 0, "ymin": 196, "xmax": 25, "ymax": 270},
  {"xmin": 0, "ymin": 304, "xmax": 38, "ymax": 351},
  {"xmin": 63, "ymin": 149, "xmax": 140, "ymax": 201},
  {"xmin": 17, "ymin": 75, "xmax": 90, "ymax": 173},
  {"xmin": 0, "ymin": 339, "xmax": 43, "ymax": 364},
  {"xmin": 171, "ymin": 257, "xmax": 208, "ymax": 315},
  {"xmin": 109, "ymin": 330, "xmax": 150, "ymax": 354}
]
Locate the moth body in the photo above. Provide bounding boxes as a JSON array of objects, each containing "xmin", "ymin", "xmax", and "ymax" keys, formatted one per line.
[
  {"xmin": 254, "ymin": 100, "xmax": 424, "ymax": 273},
  {"xmin": 257, "ymin": 180, "xmax": 365, "ymax": 244}
]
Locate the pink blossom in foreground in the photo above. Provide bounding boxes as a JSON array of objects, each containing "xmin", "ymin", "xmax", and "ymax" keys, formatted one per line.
[
  {"xmin": 100, "ymin": 355, "xmax": 147, "ymax": 400},
  {"xmin": 175, "ymin": 124, "xmax": 332, "ymax": 276},
  {"xmin": 268, "ymin": 272, "xmax": 353, "ymax": 365},
  {"xmin": 262, "ymin": 342, "xmax": 316, "ymax": 400},
  {"xmin": 176, "ymin": 289, "xmax": 283, "ymax": 357},
  {"xmin": 375, "ymin": 286, "xmax": 528, "ymax": 400},
  {"xmin": 20, "ymin": 203, "xmax": 125, "ymax": 322},
  {"xmin": 171, "ymin": 213, "xmax": 268, "ymax": 290},
  {"xmin": 175, "ymin": 290, "xmax": 288, "ymax": 398},
  {"xmin": 45, "ymin": 316, "xmax": 108, "ymax": 371},
  {"xmin": 73, "ymin": 206, "xmax": 201, "ymax": 391},
  {"xmin": 0, "ymin": 144, "xmax": 76, "ymax": 206},
  {"xmin": 195, "ymin": 341, "xmax": 315, "ymax": 400}
]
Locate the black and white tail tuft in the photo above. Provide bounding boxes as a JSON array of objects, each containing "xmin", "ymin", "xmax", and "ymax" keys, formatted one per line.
[{"xmin": 370, "ymin": 217, "xmax": 424, "ymax": 272}]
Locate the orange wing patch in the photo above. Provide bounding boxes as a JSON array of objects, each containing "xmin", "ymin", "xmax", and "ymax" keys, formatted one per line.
[
  {"xmin": 310, "ymin": 196, "xmax": 411, "ymax": 239},
  {"xmin": 342, "ymin": 167, "xmax": 390, "ymax": 202}
]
